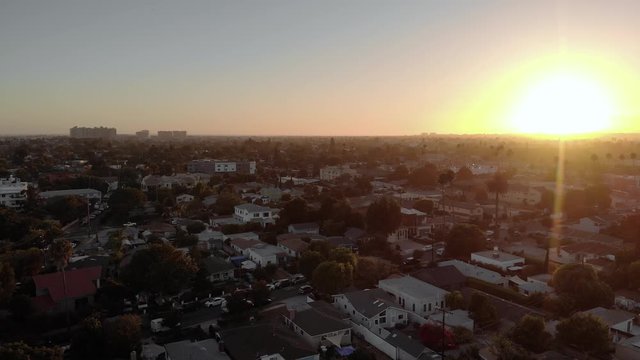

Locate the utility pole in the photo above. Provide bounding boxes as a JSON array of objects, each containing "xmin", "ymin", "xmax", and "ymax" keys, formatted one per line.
[{"xmin": 435, "ymin": 306, "xmax": 453, "ymax": 359}]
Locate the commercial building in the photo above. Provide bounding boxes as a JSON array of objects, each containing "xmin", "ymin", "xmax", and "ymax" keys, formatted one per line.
[
  {"xmin": 187, "ymin": 159, "xmax": 257, "ymax": 175},
  {"xmin": 157, "ymin": 130, "xmax": 187, "ymax": 139},
  {"xmin": 69, "ymin": 126, "xmax": 116, "ymax": 139}
]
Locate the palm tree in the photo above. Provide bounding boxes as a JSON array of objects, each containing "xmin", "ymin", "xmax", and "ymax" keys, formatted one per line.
[
  {"xmin": 48, "ymin": 239, "xmax": 73, "ymax": 333},
  {"xmin": 438, "ymin": 170, "xmax": 455, "ymax": 224},
  {"xmin": 486, "ymin": 172, "xmax": 509, "ymax": 243}
]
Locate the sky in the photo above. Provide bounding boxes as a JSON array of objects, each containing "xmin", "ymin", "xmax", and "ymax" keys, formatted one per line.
[{"xmin": 1, "ymin": 0, "xmax": 640, "ymax": 136}]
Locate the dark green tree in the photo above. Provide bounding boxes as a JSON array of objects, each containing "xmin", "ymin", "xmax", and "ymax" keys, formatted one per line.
[
  {"xmin": 556, "ymin": 313, "xmax": 611, "ymax": 357},
  {"xmin": 444, "ymin": 224, "xmax": 486, "ymax": 258},
  {"xmin": 366, "ymin": 197, "xmax": 401, "ymax": 235}
]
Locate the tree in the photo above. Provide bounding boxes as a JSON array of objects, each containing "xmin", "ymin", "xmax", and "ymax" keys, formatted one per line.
[
  {"xmin": 628, "ymin": 260, "xmax": 640, "ymax": 290},
  {"xmin": 456, "ymin": 166, "xmax": 474, "ymax": 181},
  {"xmin": 43, "ymin": 196, "xmax": 87, "ymax": 224},
  {"xmin": 104, "ymin": 314, "xmax": 142, "ymax": 358},
  {"xmin": 214, "ymin": 191, "xmax": 242, "ymax": 215},
  {"xmin": 0, "ymin": 262, "xmax": 16, "ymax": 303},
  {"xmin": 408, "ymin": 163, "xmax": 438, "ymax": 188},
  {"xmin": 445, "ymin": 224, "xmax": 486, "ymax": 258},
  {"xmin": 186, "ymin": 221, "xmax": 206, "ymax": 234},
  {"xmin": 556, "ymin": 313, "xmax": 611, "ymax": 357},
  {"xmin": 414, "ymin": 199, "xmax": 434, "ymax": 214},
  {"xmin": 486, "ymin": 172, "xmax": 509, "ymax": 240},
  {"xmin": 121, "ymin": 244, "xmax": 198, "ymax": 294},
  {"xmin": 107, "ymin": 187, "xmax": 146, "ymax": 218},
  {"xmin": 298, "ymin": 250, "xmax": 325, "ymax": 279},
  {"xmin": 490, "ymin": 336, "xmax": 533, "ymax": 360},
  {"xmin": 9, "ymin": 294, "xmax": 33, "ymax": 321},
  {"xmin": 445, "ymin": 290, "xmax": 465, "ymax": 310},
  {"xmin": 0, "ymin": 342, "xmax": 63, "ymax": 360},
  {"xmin": 70, "ymin": 314, "xmax": 104, "ymax": 359},
  {"xmin": 366, "ymin": 197, "xmax": 401, "ymax": 235},
  {"xmin": 438, "ymin": 170, "xmax": 455, "ymax": 220},
  {"xmin": 312, "ymin": 261, "xmax": 352, "ymax": 295},
  {"xmin": 354, "ymin": 257, "xmax": 396, "ymax": 288},
  {"xmin": 552, "ymin": 263, "xmax": 613, "ymax": 312},
  {"xmin": 509, "ymin": 315, "xmax": 551, "ymax": 353},
  {"xmin": 48, "ymin": 239, "xmax": 72, "ymax": 328},
  {"xmin": 348, "ymin": 348, "xmax": 375, "ymax": 360},
  {"xmin": 468, "ymin": 292, "xmax": 497, "ymax": 328},
  {"xmin": 419, "ymin": 322, "xmax": 456, "ymax": 351},
  {"xmin": 329, "ymin": 247, "xmax": 357, "ymax": 268}
]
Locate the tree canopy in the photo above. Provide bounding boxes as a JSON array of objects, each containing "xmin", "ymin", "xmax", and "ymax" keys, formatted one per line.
[
  {"xmin": 121, "ymin": 244, "xmax": 198, "ymax": 294},
  {"xmin": 366, "ymin": 197, "xmax": 401, "ymax": 235},
  {"xmin": 556, "ymin": 312, "xmax": 611, "ymax": 357},
  {"xmin": 551, "ymin": 263, "xmax": 613, "ymax": 312},
  {"xmin": 445, "ymin": 224, "xmax": 486, "ymax": 258}
]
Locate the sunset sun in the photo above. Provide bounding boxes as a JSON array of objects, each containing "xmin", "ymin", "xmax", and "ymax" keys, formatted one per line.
[{"xmin": 509, "ymin": 71, "xmax": 616, "ymax": 136}]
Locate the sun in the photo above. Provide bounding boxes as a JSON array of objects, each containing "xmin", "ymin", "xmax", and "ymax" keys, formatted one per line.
[{"xmin": 508, "ymin": 71, "xmax": 616, "ymax": 136}]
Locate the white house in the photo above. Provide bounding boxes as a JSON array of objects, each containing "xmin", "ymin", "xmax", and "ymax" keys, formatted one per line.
[
  {"xmin": 489, "ymin": 184, "xmax": 542, "ymax": 206},
  {"xmin": 378, "ymin": 276, "xmax": 448, "ymax": 317},
  {"xmin": 440, "ymin": 201, "xmax": 483, "ymax": 219},
  {"xmin": 319, "ymin": 165, "xmax": 358, "ymax": 181},
  {"xmin": 438, "ymin": 260, "xmax": 507, "ymax": 286},
  {"xmin": 277, "ymin": 235, "xmax": 310, "ymax": 258},
  {"xmin": 175, "ymin": 193, "xmax": 194, "ymax": 204},
  {"xmin": 0, "ymin": 176, "xmax": 28, "ymax": 208},
  {"xmin": 229, "ymin": 238, "xmax": 263, "ymax": 255},
  {"xmin": 584, "ymin": 307, "xmax": 640, "ymax": 343},
  {"xmin": 471, "ymin": 250, "xmax": 525, "ymax": 271},
  {"xmin": 233, "ymin": 203, "xmax": 275, "ymax": 224},
  {"xmin": 333, "ymin": 288, "xmax": 410, "ymax": 329},
  {"xmin": 246, "ymin": 243, "xmax": 285, "ymax": 267}
]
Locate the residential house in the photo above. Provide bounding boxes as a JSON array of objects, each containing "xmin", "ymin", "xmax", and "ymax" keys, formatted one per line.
[
  {"xmin": 507, "ymin": 276, "xmax": 553, "ymax": 296},
  {"xmin": 320, "ymin": 165, "xmax": 358, "ymax": 181},
  {"xmin": 220, "ymin": 323, "xmax": 318, "ymax": 360},
  {"xmin": 471, "ymin": 250, "xmax": 525, "ymax": 271},
  {"xmin": 229, "ymin": 238, "xmax": 262, "ymax": 256},
  {"xmin": 277, "ymin": 235, "xmax": 310, "ymax": 258},
  {"xmin": 32, "ymin": 266, "xmax": 102, "ymax": 314},
  {"xmin": 440, "ymin": 201, "xmax": 483, "ymax": 219},
  {"xmin": 233, "ymin": 203, "xmax": 275, "ymax": 225},
  {"xmin": 284, "ymin": 305, "xmax": 352, "ymax": 348},
  {"xmin": 411, "ymin": 265, "xmax": 466, "ymax": 291},
  {"xmin": 325, "ymin": 236, "xmax": 358, "ymax": 251},
  {"xmin": 616, "ymin": 290, "xmax": 640, "ymax": 311},
  {"xmin": 202, "ymin": 256, "xmax": 235, "ymax": 282},
  {"xmin": 247, "ymin": 243, "xmax": 286, "ymax": 267},
  {"xmin": 187, "ymin": 159, "xmax": 256, "ymax": 175},
  {"xmin": 378, "ymin": 276, "xmax": 448, "ymax": 317},
  {"xmin": 488, "ymin": 184, "xmax": 542, "ymax": 206},
  {"xmin": 333, "ymin": 288, "xmax": 410, "ymax": 329},
  {"xmin": 197, "ymin": 229, "xmax": 224, "ymax": 250},
  {"xmin": 141, "ymin": 173, "xmax": 210, "ymax": 191},
  {"xmin": 175, "ymin": 193, "xmax": 195, "ymax": 204},
  {"xmin": 164, "ymin": 339, "xmax": 229, "ymax": 360},
  {"xmin": 567, "ymin": 216, "xmax": 611, "ymax": 234},
  {"xmin": 0, "ymin": 176, "xmax": 28, "ymax": 208},
  {"xmin": 349, "ymin": 323, "xmax": 441, "ymax": 360},
  {"xmin": 224, "ymin": 231, "xmax": 261, "ymax": 242},
  {"xmin": 438, "ymin": 260, "xmax": 507, "ymax": 286},
  {"xmin": 39, "ymin": 188, "xmax": 102, "ymax": 203},
  {"xmin": 549, "ymin": 241, "xmax": 620, "ymax": 266},
  {"xmin": 584, "ymin": 307, "xmax": 640, "ymax": 343},
  {"xmin": 387, "ymin": 208, "xmax": 427, "ymax": 243},
  {"xmin": 288, "ymin": 222, "xmax": 320, "ymax": 235},
  {"xmin": 616, "ymin": 334, "xmax": 640, "ymax": 360}
]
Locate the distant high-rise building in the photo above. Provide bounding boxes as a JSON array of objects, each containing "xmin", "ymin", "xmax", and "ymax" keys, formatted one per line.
[
  {"xmin": 136, "ymin": 130, "xmax": 150, "ymax": 139},
  {"xmin": 70, "ymin": 126, "xmax": 116, "ymax": 139},
  {"xmin": 187, "ymin": 159, "xmax": 256, "ymax": 175}
]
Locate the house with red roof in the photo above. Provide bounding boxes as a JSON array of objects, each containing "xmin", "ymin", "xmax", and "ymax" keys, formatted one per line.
[{"xmin": 32, "ymin": 266, "xmax": 102, "ymax": 314}]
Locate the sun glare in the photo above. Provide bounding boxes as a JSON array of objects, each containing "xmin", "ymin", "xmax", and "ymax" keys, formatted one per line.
[{"xmin": 509, "ymin": 71, "xmax": 616, "ymax": 136}]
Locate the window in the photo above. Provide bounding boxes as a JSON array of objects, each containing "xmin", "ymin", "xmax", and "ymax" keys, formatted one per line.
[
  {"xmin": 423, "ymin": 304, "xmax": 426, "ymax": 312},
  {"xmin": 380, "ymin": 317, "xmax": 386, "ymax": 323},
  {"xmin": 398, "ymin": 314, "xmax": 403, "ymax": 319},
  {"xmin": 374, "ymin": 320, "xmax": 378, "ymax": 324},
  {"xmin": 428, "ymin": 303, "xmax": 432, "ymax": 312},
  {"xmin": 412, "ymin": 304, "xmax": 415, "ymax": 311},
  {"xmin": 344, "ymin": 305, "xmax": 347, "ymax": 309},
  {"xmin": 380, "ymin": 311, "xmax": 386, "ymax": 316},
  {"xmin": 352, "ymin": 310, "xmax": 355, "ymax": 315}
]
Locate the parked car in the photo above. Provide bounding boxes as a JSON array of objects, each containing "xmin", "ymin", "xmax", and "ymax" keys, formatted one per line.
[
  {"xmin": 291, "ymin": 274, "xmax": 306, "ymax": 284},
  {"xmin": 204, "ymin": 297, "xmax": 225, "ymax": 307},
  {"xmin": 273, "ymin": 279, "xmax": 291, "ymax": 289},
  {"xmin": 299, "ymin": 285, "xmax": 313, "ymax": 294},
  {"xmin": 266, "ymin": 283, "xmax": 276, "ymax": 291}
]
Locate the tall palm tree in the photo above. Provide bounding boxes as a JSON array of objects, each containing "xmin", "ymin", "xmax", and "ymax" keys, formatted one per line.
[
  {"xmin": 48, "ymin": 239, "xmax": 73, "ymax": 332},
  {"xmin": 438, "ymin": 170, "xmax": 455, "ymax": 224},
  {"xmin": 486, "ymin": 172, "xmax": 509, "ymax": 243}
]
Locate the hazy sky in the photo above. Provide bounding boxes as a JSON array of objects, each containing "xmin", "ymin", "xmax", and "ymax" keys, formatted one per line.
[{"xmin": 2, "ymin": 0, "xmax": 640, "ymax": 136}]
